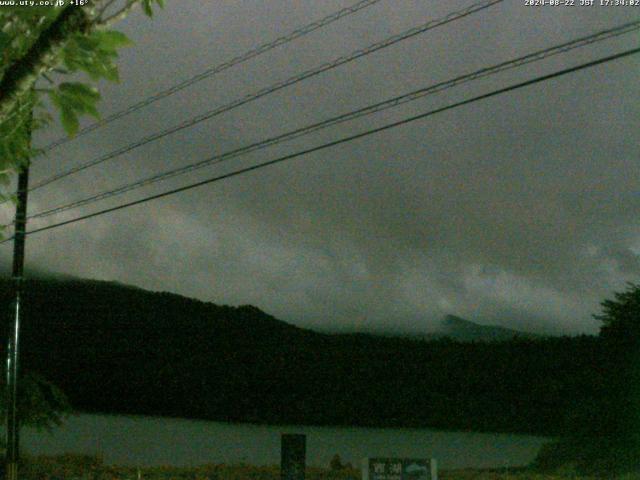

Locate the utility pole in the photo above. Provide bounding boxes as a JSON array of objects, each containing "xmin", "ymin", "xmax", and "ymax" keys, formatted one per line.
[{"xmin": 5, "ymin": 119, "xmax": 31, "ymax": 480}]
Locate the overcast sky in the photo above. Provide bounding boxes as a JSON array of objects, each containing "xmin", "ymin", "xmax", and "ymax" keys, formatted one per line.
[{"xmin": 2, "ymin": 0, "xmax": 638, "ymax": 335}]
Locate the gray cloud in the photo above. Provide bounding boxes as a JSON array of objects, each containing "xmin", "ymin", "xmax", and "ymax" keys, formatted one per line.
[{"xmin": 2, "ymin": 0, "xmax": 637, "ymax": 336}]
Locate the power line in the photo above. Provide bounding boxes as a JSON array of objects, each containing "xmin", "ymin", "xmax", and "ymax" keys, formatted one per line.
[
  {"xmin": 29, "ymin": 0, "xmax": 504, "ymax": 191},
  {"xmin": 37, "ymin": 0, "xmax": 386, "ymax": 153},
  {"xmin": 4, "ymin": 46, "xmax": 637, "ymax": 244},
  {"xmin": 23, "ymin": 20, "xmax": 640, "ymax": 222}
]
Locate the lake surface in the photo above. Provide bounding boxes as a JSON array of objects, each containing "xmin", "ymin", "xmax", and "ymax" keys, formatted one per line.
[{"xmin": 20, "ymin": 413, "xmax": 550, "ymax": 469}]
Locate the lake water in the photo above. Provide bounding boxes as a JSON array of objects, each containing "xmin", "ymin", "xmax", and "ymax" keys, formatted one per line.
[{"xmin": 20, "ymin": 414, "xmax": 550, "ymax": 470}]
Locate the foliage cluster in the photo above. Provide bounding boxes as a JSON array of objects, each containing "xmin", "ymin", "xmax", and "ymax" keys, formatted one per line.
[
  {"xmin": 0, "ymin": 0, "xmax": 163, "ymax": 199},
  {"xmin": 0, "ymin": 371, "xmax": 70, "ymax": 430},
  {"xmin": 535, "ymin": 283, "xmax": 640, "ymax": 476},
  {"xmin": 0, "ymin": 0, "xmax": 164, "ymax": 433},
  {"xmin": 534, "ymin": 435, "xmax": 640, "ymax": 477}
]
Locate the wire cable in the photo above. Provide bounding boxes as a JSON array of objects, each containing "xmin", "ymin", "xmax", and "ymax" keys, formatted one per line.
[
  {"xmin": 4, "ymin": 46, "xmax": 636, "ymax": 244},
  {"xmin": 30, "ymin": 0, "xmax": 504, "ymax": 191},
  {"xmin": 37, "ymin": 0, "xmax": 386, "ymax": 153},
  {"xmin": 23, "ymin": 20, "xmax": 640, "ymax": 222}
]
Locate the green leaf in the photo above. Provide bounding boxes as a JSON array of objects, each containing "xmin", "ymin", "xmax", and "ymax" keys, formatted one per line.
[
  {"xmin": 96, "ymin": 61, "xmax": 120, "ymax": 82},
  {"xmin": 59, "ymin": 104, "xmax": 79, "ymax": 137},
  {"xmin": 48, "ymin": 82, "xmax": 101, "ymax": 135},
  {"xmin": 58, "ymin": 82, "xmax": 101, "ymax": 104},
  {"xmin": 142, "ymin": 0, "xmax": 154, "ymax": 17},
  {"xmin": 62, "ymin": 31, "xmax": 124, "ymax": 82},
  {"xmin": 94, "ymin": 30, "xmax": 132, "ymax": 50},
  {"xmin": 48, "ymin": 88, "xmax": 81, "ymax": 137},
  {"xmin": 73, "ymin": 34, "xmax": 101, "ymax": 53},
  {"xmin": 0, "ymin": 31, "xmax": 10, "ymax": 54}
]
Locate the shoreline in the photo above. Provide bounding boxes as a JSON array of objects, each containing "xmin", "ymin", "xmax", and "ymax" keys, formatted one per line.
[
  {"xmin": 15, "ymin": 453, "xmax": 621, "ymax": 480},
  {"xmin": 19, "ymin": 412, "xmax": 550, "ymax": 469},
  {"xmin": 66, "ymin": 410, "xmax": 557, "ymax": 439}
]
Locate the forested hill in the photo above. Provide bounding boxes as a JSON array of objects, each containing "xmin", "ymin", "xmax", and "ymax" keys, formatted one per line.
[
  {"xmin": 424, "ymin": 314, "xmax": 541, "ymax": 342},
  {"xmin": 0, "ymin": 277, "xmax": 605, "ymax": 436}
]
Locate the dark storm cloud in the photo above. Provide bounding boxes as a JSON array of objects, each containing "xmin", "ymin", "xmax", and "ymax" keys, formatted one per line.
[{"xmin": 4, "ymin": 0, "xmax": 637, "ymax": 335}]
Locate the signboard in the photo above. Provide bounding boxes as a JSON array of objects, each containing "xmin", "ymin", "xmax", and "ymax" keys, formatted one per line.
[
  {"xmin": 363, "ymin": 458, "xmax": 437, "ymax": 480},
  {"xmin": 281, "ymin": 434, "xmax": 306, "ymax": 480}
]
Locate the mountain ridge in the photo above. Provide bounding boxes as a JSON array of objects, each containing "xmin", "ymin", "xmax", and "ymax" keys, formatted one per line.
[
  {"xmin": 425, "ymin": 314, "xmax": 542, "ymax": 342},
  {"xmin": 0, "ymin": 272, "xmax": 545, "ymax": 340},
  {"xmin": 0, "ymin": 274, "xmax": 599, "ymax": 435}
]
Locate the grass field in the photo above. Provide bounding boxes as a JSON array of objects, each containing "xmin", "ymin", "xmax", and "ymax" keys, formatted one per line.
[{"xmin": 13, "ymin": 454, "xmax": 640, "ymax": 480}]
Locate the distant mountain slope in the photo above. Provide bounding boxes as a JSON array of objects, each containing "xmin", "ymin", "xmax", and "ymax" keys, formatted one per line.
[
  {"xmin": 427, "ymin": 315, "xmax": 541, "ymax": 342},
  {"xmin": 0, "ymin": 276, "xmax": 602, "ymax": 435}
]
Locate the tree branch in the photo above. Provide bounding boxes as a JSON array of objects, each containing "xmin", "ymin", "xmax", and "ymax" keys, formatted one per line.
[
  {"xmin": 96, "ymin": 0, "xmax": 119, "ymax": 19},
  {"xmin": 0, "ymin": 5, "xmax": 94, "ymax": 122},
  {"xmin": 96, "ymin": 0, "xmax": 138, "ymax": 28}
]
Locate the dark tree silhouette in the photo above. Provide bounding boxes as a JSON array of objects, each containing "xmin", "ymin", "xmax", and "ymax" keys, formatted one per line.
[
  {"xmin": 596, "ymin": 283, "xmax": 640, "ymax": 467},
  {"xmin": 596, "ymin": 282, "xmax": 640, "ymax": 344},
  {"xmin": 536, "ymin": 284, "xmax": 640, "ymax": 474}
]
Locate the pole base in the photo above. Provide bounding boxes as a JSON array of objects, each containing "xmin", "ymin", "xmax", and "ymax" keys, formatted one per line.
[{"xmin": 6, "ymin": 461, "xmax": 18, "ymax": 480}]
